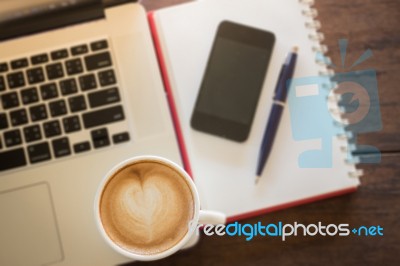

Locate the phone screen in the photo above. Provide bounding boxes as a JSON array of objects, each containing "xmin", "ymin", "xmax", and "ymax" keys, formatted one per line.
[
  {"xmin": 191, "ymin": 21, "xmax": 275, "ymax": 142},
  {"xmin": 196, "ymin": 37, "xmax": 270, "ymax": 125}
]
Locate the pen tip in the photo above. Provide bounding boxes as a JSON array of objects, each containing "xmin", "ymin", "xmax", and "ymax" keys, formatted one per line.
[
  {"xmin": 255, "ymin": 175, "xmax": 261, "ymax": 185},
  {"xmin": 292, "ymin": 46, "xmax": 299, "ymax": 53}
]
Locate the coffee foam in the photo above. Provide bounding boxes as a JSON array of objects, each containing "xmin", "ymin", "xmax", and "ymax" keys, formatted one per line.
[{"xmin": 100, "ymin": 161, "xmax": 194, "ymax": 255}]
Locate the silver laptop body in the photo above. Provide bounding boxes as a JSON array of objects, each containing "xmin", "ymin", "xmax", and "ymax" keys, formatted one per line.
[{"xmin": 0, "ymin": 1, "xmax": 181, "ymax": 265}]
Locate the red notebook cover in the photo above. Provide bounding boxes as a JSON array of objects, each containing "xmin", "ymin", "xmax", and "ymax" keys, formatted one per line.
[{"xmin": 147, "ymin": 8, "xmax": 358, "ymax": 223}]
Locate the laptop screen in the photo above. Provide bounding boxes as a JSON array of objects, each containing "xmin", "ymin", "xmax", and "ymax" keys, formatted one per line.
[
  {"xmin": 0, "ymin": 1, "xmax": 95, "ymax": 23},
  {"xmin": 0, "ymin": 0, "xmax": 104, "ymax": 41}
]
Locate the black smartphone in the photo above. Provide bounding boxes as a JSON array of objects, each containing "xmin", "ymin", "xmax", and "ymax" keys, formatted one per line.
[{"xmin": 191, "ymin": 21, "xmax": 275, "ymax": 142}]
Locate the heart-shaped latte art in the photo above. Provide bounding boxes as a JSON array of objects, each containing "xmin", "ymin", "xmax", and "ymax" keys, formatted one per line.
[
  {"xmin": 100, "ymin": 162, "xmax": 194, "ymax": 255},
  {"xmin": 118, "ymin": 172, "xmax": 176, "ymax": 241}
]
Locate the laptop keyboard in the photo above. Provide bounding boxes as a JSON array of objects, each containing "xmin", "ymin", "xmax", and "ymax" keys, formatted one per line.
[{"xmin": 0, "ymin": 39, "xmax": 130, "ymax": 172}]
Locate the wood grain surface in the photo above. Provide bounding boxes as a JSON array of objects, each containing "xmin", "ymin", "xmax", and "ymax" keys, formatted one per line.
[
  {"xmin": 124, "ymin": 0, "xmax": 400, "ymax": 265},
  {"xmin": 314, "ymin": 0, "xmax": 400, "ymax": 153}
]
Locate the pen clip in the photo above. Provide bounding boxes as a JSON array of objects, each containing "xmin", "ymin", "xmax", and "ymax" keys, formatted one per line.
[
  {"xmin": 274, "ymin": 64, "xmax": 286, "ymax": 96},
  {"xmin": 273, "ymin": 51, "xmax": 297, "ymax": 101}
]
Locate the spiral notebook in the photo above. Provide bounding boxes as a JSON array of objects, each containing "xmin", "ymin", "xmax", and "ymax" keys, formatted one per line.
[{"xmin": 148, "ymin": 0, "xmax": 361, "ymax": 221}]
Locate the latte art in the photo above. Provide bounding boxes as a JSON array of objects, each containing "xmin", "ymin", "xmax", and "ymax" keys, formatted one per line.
[{"xmin": 100, "ymin": 161, "xmax": 194, "ymax": 255}]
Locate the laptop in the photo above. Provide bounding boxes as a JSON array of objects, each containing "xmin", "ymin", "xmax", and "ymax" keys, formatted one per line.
[{"xmin": 0, "ymin": 0, "xmax": 182, "ymax": 265}]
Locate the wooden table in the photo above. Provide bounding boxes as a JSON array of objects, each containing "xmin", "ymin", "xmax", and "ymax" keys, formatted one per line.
[{"xmin": 127, "ymin": 0, "xmax": 400, "ymax": 265}]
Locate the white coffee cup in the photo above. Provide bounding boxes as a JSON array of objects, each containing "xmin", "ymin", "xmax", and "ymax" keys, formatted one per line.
[{"xmin": 94, "ymin": 155, "xmax": 226, "ymax": 261}]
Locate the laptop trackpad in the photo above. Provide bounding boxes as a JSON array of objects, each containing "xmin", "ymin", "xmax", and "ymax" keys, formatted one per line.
[{"xmin": 0, "ymin": 183, "xmax": 63, "ymax": 266}]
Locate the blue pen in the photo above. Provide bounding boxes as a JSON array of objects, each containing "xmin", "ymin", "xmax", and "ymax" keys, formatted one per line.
[{"xmin": 255, "ymin": 46, "xmax": 298, "ymax": 184}]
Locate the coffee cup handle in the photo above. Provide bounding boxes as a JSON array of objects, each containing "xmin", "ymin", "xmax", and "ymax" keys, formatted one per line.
[
  {"xmin": 182, "ymin": 210, "xmax": 226, "ymax": 250},
  {"xmin": 198, "ymin": 210, "xmax": 226, "ymax": 225}
]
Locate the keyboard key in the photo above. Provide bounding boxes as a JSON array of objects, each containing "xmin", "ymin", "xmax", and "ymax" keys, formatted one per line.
[
  {"xmin": 113, "ymin": 132, "xmax": 130, "ymax": 144},
  {"xmin": 46, "ymin": 63, "xmax": 64, "ymax": 80},
  {"xmin": 23, "ymin": 125, "xmax": 42, "ymax": 143},
  {"xmin": 59, "ymin": 78, "xmax": 78, "ymax": 95},
  {"xmin": 79, "ymin": 74, "xmax": 97, "ymax": 91},
  {"xmin": 65, "ymin": 58, "xmax": 83, "ymax": 75},
  {"xmin": 68, "ymin": 95, "xmax": 86, "ymax": 113},
  {"xmin": 4, "ymin": 129, "xmax": 22, "ymax": 147},
  {"xmin": 91, "ymin": 128, "xmax": 110, "ymax": 148},
  {"xmin": 84, "ymin": 52, "xmax": 112, "ymax": 71},
  {"xmin": 73, "ymin": 141, "xmax": 91, "ymax": 153},
  {"xmin": 98, "ymin": 69, "xmax": 116, "ymax": 87},
  {"xmin": 31, "ymin": 53, "xmax": 49, "ymax": 65},
  {"xmin": 51, "ymin": 49, "xmax": 68, "ymax": 60},
  {"xmin": 52, "ymin": 137, "xmax": 71, "ymax": 158},
  {"xmin": 0, "ymin": 113, "xmax": 8, "ymax": 130},
  {"xmin": 43, "ymin": 120, "xmax": 61, "ymax": 138},
  {"xmin": 40, "ymin": 83, "xmax": 58, "ymax": 100},
  {"xmin": 11, "ymin": 58, "xmax": 28, "ymax": 70},
  {"xmin": 29, "ymin": 104, "xmax": 47, "ymax": 122},
  {"xmin": 27, "ymin": 67, "xmax": 45, "ymax": 84},
  {"xmin": 63, "ymin": 115, "xmax": 81, "ymax": 133},
  {"xmin": 49, "ymin": 100, "xmax": 67, "ymax": 117},
  {"xmin": 21, "ymin": 87, "xmax": 39, "ymax": 104},
  {"xmin": 90, "ymin": 40, "xmax": 108, "ymax": 51},
  {"xmin": 88, "ymin": 87, "xmax": 120, "ymax": 108},
  {"xmin": 1, "ymin": 92, "xmax": 19, "ymax": 109},
  {"xmin": 0, "ymin": 62, "xmax": 8, "ymax": 73},
  {"xmin": 7, "ymin": 71, "xmax": 25, "ymax": 89},
  {"xmin": 10, "ymin": 109, "xmax": 28, "ymax": 126},
  {"xmin": 27, "ymin": 142, "xmax": 51, "ymax": 164},
  {"xmin": 82, "ymin": 105, "xmax": 124, "ymax": 129},
  {"xmin": 0, "ymin": 148, "xmax": 27, "ymax": 171},
  {"xmin": 0, "ymin": 76, "xmax": 5, "ymax": 91},
  {"xmin": 71, "ymin": 44, "xmax": 88, "ymax": 56}
]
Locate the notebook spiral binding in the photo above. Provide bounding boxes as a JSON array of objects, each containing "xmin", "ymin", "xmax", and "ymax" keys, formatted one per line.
[{"xmin": 299, "ymin": 0, "xmax": 363, "ymax": 178}]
